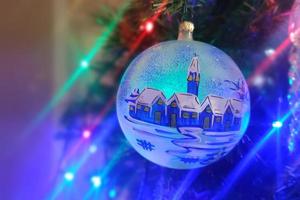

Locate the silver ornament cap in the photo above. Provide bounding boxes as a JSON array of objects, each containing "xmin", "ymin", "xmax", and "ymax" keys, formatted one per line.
[{"xmin": 177, "ymin": 21, "xmax": 194, "ymax": 40}]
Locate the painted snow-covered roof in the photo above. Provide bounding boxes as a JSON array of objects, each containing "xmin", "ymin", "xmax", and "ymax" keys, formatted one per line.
[
  {"xmin": 200, "ymin": 95, "xmax": 228, "ymax": 115},
  {"xmin": 229, "ymin": 99, "xmax": 243, "ymax": 117},
  {"xmin": 168, "ymin": 93, "xmax": 201, "ymax": 112},
  {"xmin": 136, "ymin": 88, "xmax": 166, "ymax": 106},
  {"xmin": 188, "ymin": 56, "xmax": 200, "ymax": 74}
]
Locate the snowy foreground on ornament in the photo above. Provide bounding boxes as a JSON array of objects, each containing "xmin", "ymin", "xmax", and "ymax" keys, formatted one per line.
[{"xmin": 117, "ymin": 40, "xmax": 250, "ymax": 169}]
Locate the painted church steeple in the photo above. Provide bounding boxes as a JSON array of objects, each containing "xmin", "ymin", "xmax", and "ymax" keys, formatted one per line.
[{"xmin": 187, "ymin": 56, "xmax": 200, "ymax": 96}]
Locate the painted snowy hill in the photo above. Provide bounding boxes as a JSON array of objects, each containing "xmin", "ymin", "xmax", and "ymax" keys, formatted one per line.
[{"xmin": 124, "ymin": 115, "xmax": 242, "ymax": 169}]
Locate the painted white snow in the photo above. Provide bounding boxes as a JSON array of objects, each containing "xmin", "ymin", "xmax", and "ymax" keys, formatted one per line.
[
  {"xmin": 136, "ymin": 88, "xmax": 166, "ymax": 106},
  {"xmin": 122, "ymin": 115, "xmax": 242, "ymax": 169},
  {"xmin": 187, "ymin": 56, "xmax": 200, "ymax": 74},
  {"xmin": 168, "ymin": 93, "xmax": 201, "ymax": 113},
  {"xmin": 200, "ymin": 95, "xmax": 228, "ymax": 115}
]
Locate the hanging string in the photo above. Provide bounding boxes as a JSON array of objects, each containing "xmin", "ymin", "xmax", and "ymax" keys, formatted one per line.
[
  {"xmin": 151, "ymin": 0, "xmax": 204, "ymax": 22},
  {"xmin": 182, "ymin": 0, "xmax": 197, "ymax": 22}
]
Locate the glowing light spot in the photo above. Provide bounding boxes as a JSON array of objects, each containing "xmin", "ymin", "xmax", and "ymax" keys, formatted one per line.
[
  {"xmin": 289, "ymin": 78, "xmax": 294, "ymax": 85},
  {"xmin": 145, "ymin": 21, "xmax": 154, "ymax": 33},
  {"xmin": 272, "ymin": 121, "xmax": 283, "ymax": 128},
  {"xmin": 64, "ymin": 172, "xmax": 74, "ymax": 182},
  {"xmin": 288, "ymin": 141, "xmax": 295, "ymax": 152},
  {"xmin": 89, "ymin": 144, "xmax": 97, "ymax": 153},
  {"xmin": 252, "ymin": 75, "xmax": 265, "ymax": 87},
  {"xmin": 80, "ymin": 60, "xmax": 89, "ymax": 68},
  {"xmin": 264, "ymin": 48, "xmax": 275, "ymax": 56},
  {"xmin": 91, "ymin": 176, "xmax": 102, "ymax": 188},
  {"xmin": 109, "ymin": 189, "xmax": 117, "ymax": 198},
  {"xmin": 82, "ymin": 130, "xmax": 91, "ymax": 139}
]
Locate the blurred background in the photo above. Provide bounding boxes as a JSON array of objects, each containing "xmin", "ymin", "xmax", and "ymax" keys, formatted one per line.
[{"xmin": 0, "ymin": 0, "xmax": 300, "ymax": 199}]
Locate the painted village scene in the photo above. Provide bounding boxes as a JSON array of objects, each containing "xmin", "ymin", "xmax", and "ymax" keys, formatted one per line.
[
  {"xmin": 121, "ymin": 55, "xmax": 249, "ymax": 169},
  {"xmin": 125, "ymin": 56, "xmax": 244, "ymax": 132}
]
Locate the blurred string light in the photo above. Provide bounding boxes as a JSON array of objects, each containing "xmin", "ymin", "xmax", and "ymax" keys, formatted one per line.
[
  {"xmin": 82, "ymin": 129, "xmax": 92, "ymax": 139},
  {"xmin": 89, "ymin": 144, "xmax": 98, "ymax": 154},
  {"xmin": 247, "ymin": 37, "xmax": 291, "ymax": 85},
  {"xmin": 62, "ymin": 115, "xmax": 117, "ymax": 177},
  {"xmin": 48, "ymin": 116, "xmax": 121, "ymax": 199},
  {"xmin": 264, "ymin": 48, "xmax": 275, "ymax": 57},
  {"xmin": 80, "ymin": 60, "xmax": 90, "ymax": 68},
  {"xmin": 288, "ymin": 138, "xmax": 295, "ymax": 152},
  {"xmin": 246, "ymin": 36, "xmax": 290, "ymax": 119},
  {"xmin": 100, "ymin": 143, "xmax": 127, "ymax": 179},
  {"xmin": 64, "ymin": 171, "xmax": 74, "ymax": 182},
  {"xmin": 59, "ymin": 99, "xmax": 117, "ymax": 172},
  {"xmin": 252, "ymin": 75, "xmax": 265, "ymax": 87},
  {"xmin": 145, "ymin": 21, "xmax": 154, "ymax": 33},
  {"xmin": 109, "ymin": 188, "xmax": 117, "ymax": 199},
  {"xmin": 79, "ymin": 0, "xmax": 169, "ymax": 132},
  {"xmin": 172, "ymin": 169, "xmax": 201, "ymax": 200},
  {"xmin": 49, "ymin": 1, "xmax": 168, "ymax": 199},
  {"xmin": 251, "ymin": 74, "xmax": 275, "ymax": 88},
  {"xmin": 25, "ymin": 1, "xmax": 131, "ymax": 136},
  {"xmin": 25, "ymin": 67, "xmax": 87, "ymax": 136},
  {"xmin": 214, "ymin": 108, "xmax": 294, "ymax": 200},
  {"xmin": 91, "ymin": 175, "xmax": 102, "ymax": 188},
  {"xmin": 139, "ymin": 20, "xmax": 154, "ymax": 33},
  {"xmin": 49, "ymin": 147, "xmax": 95, "ymax": 199},
  {"xmin": 272, "ymin": 121, "xmax": 283, "ymax": 128},
  {"xmin": 47, "ymin": 1, "xmax": 135, "ymax": 196}
]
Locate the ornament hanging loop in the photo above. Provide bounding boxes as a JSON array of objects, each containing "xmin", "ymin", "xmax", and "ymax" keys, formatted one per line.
[{"xmin": 177, "ymin": 21, "xmax": 194, "ymax": 41}]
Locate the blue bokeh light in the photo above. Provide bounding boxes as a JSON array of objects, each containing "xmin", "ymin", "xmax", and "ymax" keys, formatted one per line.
[
  {"xmin": 91, "ymin": 175, "xmax": 102, "ymax": 188},
  {"xmin": 272, "ymin": 121, "xmax": 283, "ymax": 128},
  {"xmin": 89, "ymin": 144, "xmax": 97, "ymax": 154},
  {"xmin": 80, "ymin": 60, "xmax": 89, "ymax": 68},
  {"xmin": 288, "ymin": 141, "xmax": 295, "ymax": 152},
  {"xmin": 64, "ymin": 172, "xmax": 74, "ymax": 182},
  {"xmin": 109, "ymin": 188, "xmax": 117, "ymax": 198}
]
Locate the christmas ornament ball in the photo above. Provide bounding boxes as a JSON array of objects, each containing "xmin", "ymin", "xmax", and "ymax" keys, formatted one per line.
[{"xmin": 117, "ymin": 40, "xmax": 250, "ymax": 169}]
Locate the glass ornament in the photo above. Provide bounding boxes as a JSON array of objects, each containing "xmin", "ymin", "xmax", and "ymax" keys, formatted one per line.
[{"xmin": 117, "ymin": 22, "xmax": 250, "ymax": 169}]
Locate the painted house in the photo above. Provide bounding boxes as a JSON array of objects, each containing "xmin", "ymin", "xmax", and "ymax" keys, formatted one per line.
[
  {"xmin": 229, "ymin": 99, "xmax": 243, "ymax": 131},
  {"xmin": 130, "ymin": 88, "xmax": 167, "ymax": 125},
  {"xmin": 199, "ymin": 96, "xmax": 228, "ymax": 131},
  {"xmin": 167, "ymin": 93, "xmax": 201, "ymax": 127},
  {"xmin": 223, "ymin": 101, "xmax": 234, "ymax": 131},
  {"xmin": 126, "ymin": 56, "xmax": 245, "ymax": 132}
]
